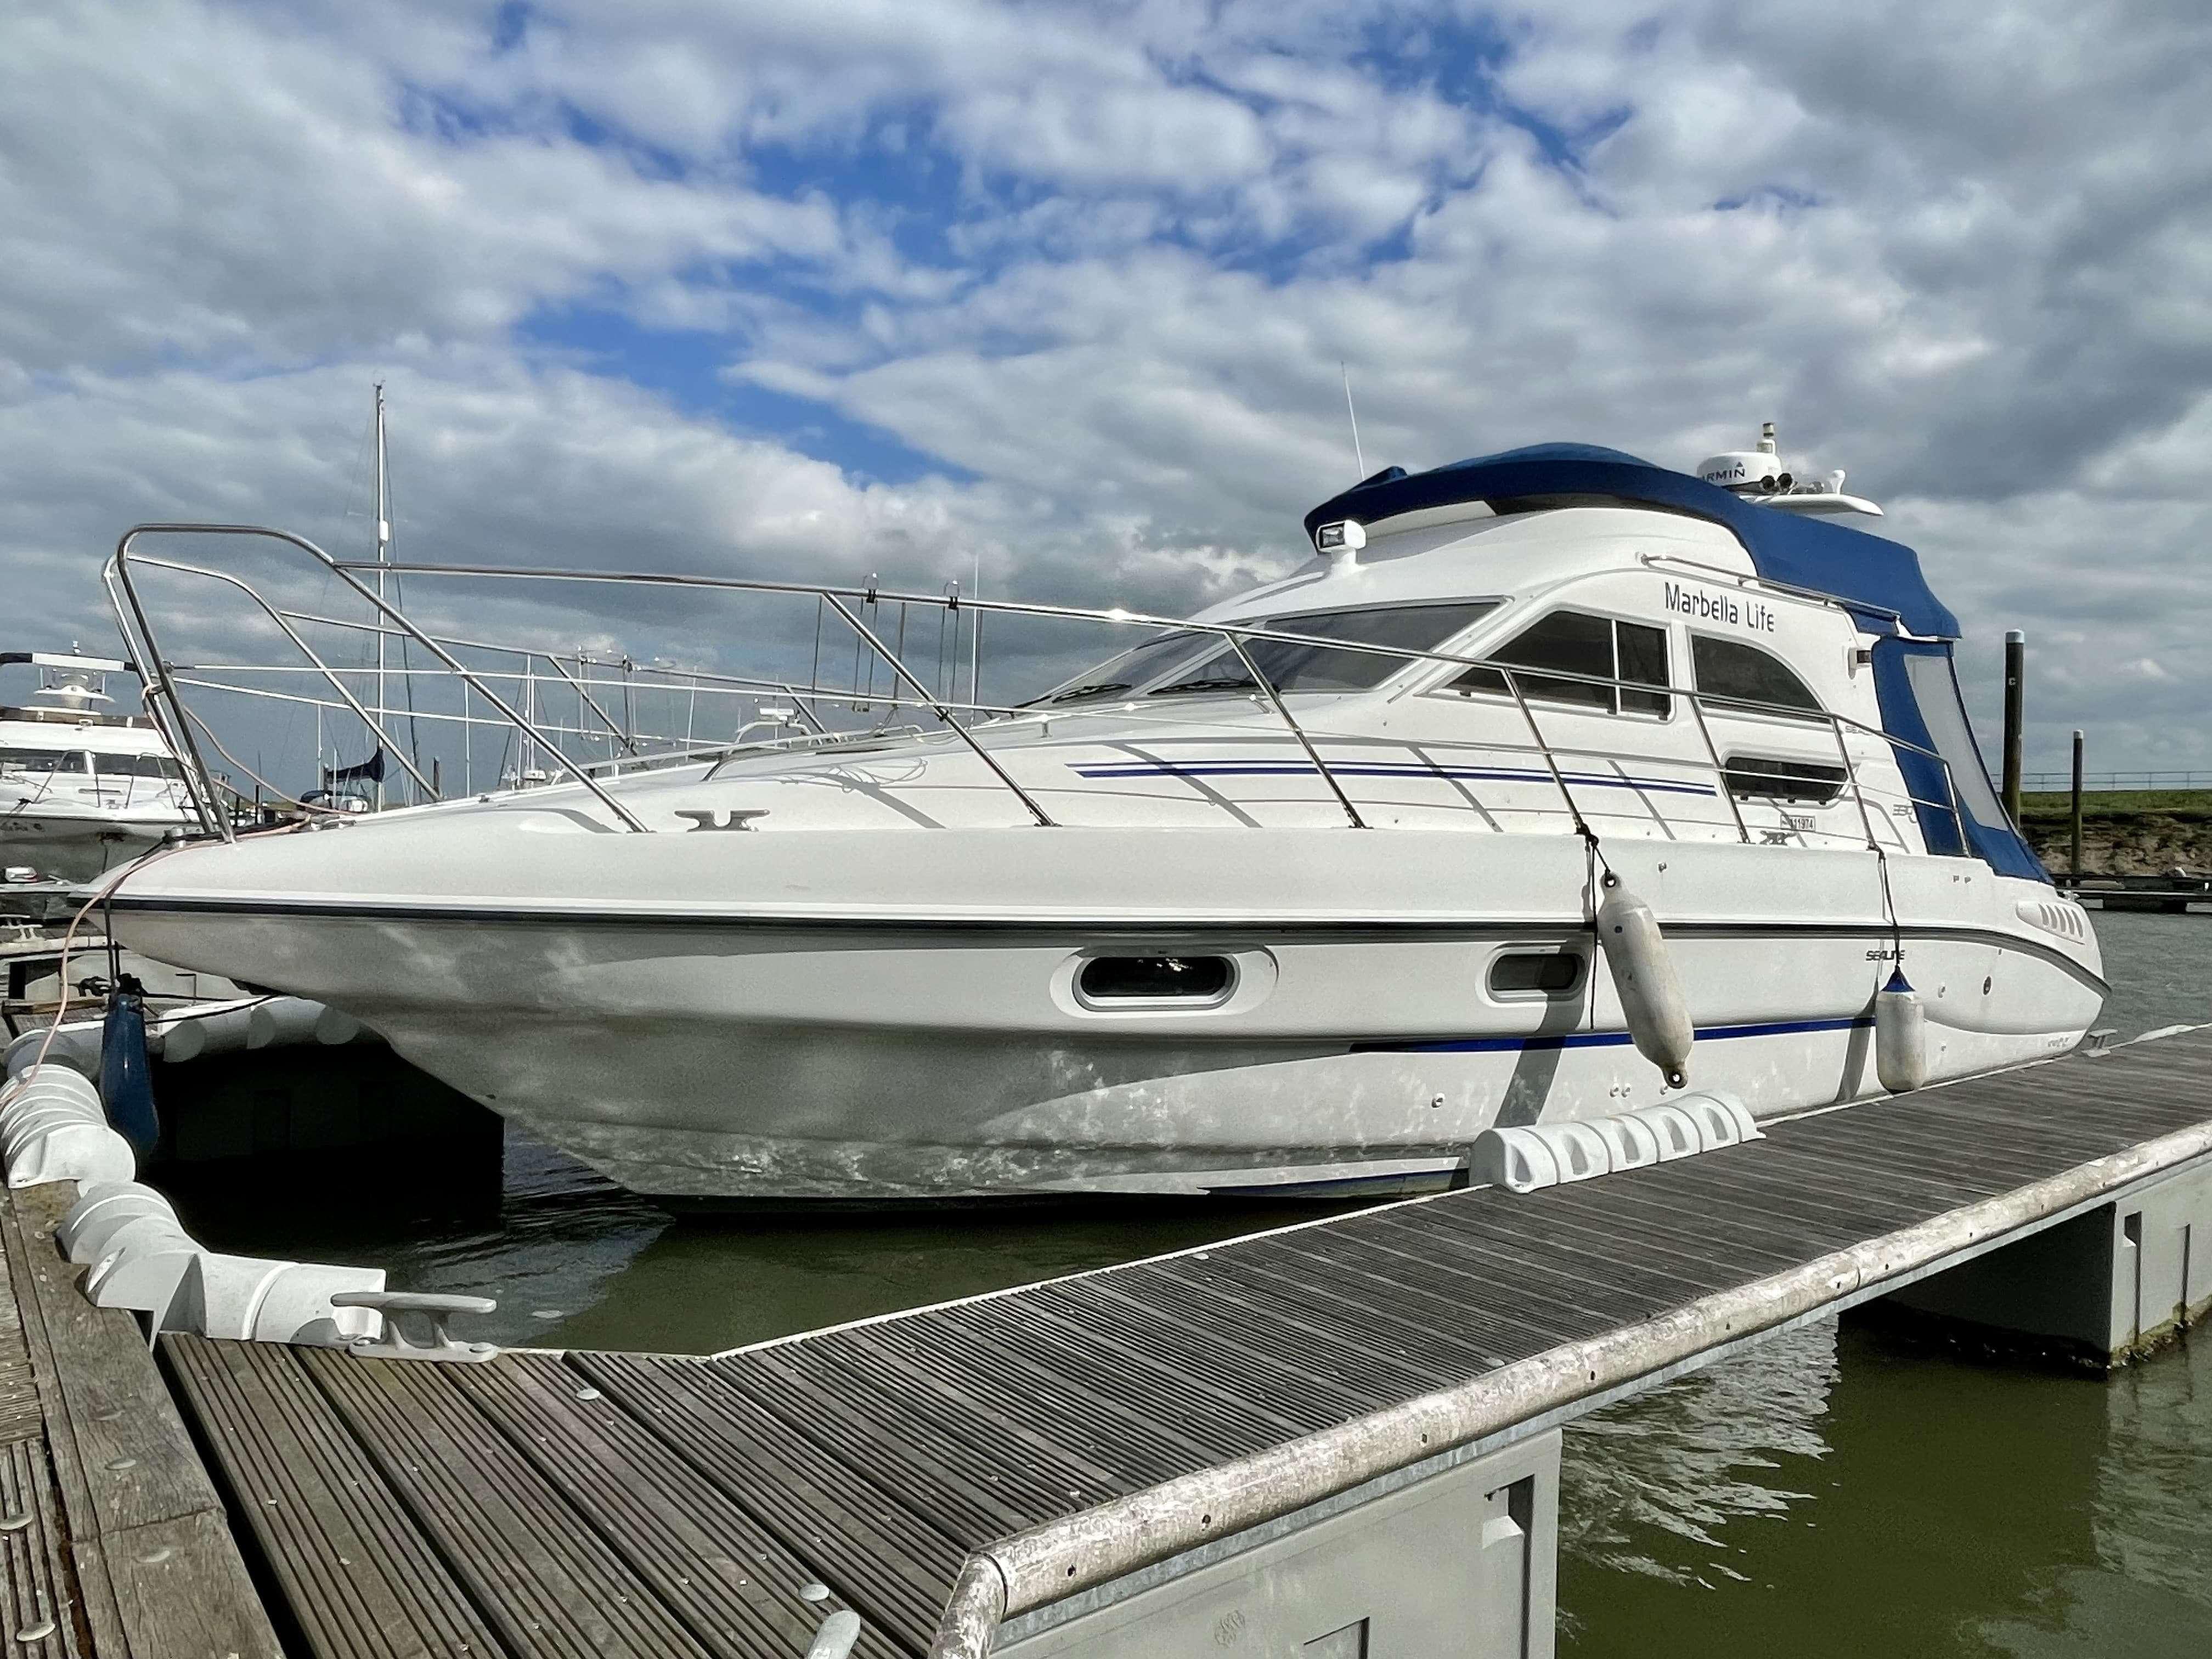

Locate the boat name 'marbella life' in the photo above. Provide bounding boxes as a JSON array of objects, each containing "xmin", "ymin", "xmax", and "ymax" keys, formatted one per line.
[{"xmin": 1663, "ymin": 580, "xmax": 1775, "ymax": 632}]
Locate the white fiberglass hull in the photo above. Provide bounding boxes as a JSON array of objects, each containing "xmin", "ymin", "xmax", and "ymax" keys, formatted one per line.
[
  {"xmin": 106, "ymin": 817, "xmax": 2105, "ymax": 1203},
  {"xmin": 0, "ymin": 804, "xmax": 178, "ymax": 884}
]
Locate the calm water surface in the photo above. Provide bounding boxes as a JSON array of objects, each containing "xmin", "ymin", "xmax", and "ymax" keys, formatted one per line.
[{"xmin": 177, "ymin": 910, "xmax": 2212, "ymax": 1654}]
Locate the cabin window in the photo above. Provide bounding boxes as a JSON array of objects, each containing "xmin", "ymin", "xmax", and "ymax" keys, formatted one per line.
[
  {"xmin": 1488, "ymin": 950, "xmax": 1585, "ymax": 998},
  {"xmin": 1691, "ymin": 635, "xmax": 1824, "ymax": 718},
  {"xmin": 1722, "ymin": 755, "xmax": 1848, "ymax": 804},
  {"xmin": 1144, "ymin": 602, "xmax": 1500, "ymax": 699},
  {"xmin": 1076, "ymin": 955, "xmax": 1236, "ymax": 1003},
  {"xmin": 0, "ymin": 748, "xmax": 86, "ymax": 774},
  {"xmin": 1448, "ymin": 611, "xmax": 1671, "ymax": 716},
  {"xmin": 1035, "ymin": 630, "xmax": 1216, "ymax": 707},
  {"xmin": 90, "ymin": 753, "xmax": 183, "ymax": 780}
]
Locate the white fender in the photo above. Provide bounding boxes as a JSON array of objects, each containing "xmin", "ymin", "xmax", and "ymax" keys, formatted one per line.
[
  {"xmin": 1678, "ymin": 1090, "xmax": 1762, "ymax": 1151},
  {"xmin": 247, "ymin": 998, "xmax": 324, "ymax": 1050},
  {"xmin": 8, "ymin": 1122, "xmax": 137, "ymax": 1188},
  {"xmin": 1595, "ymin": 872, "xmax": 1693, "ymax": 1087},
  {"xmin": 157, "ymin": 1003, "xmax": 254, "ymax": 1064},
  {"xmin": 59, "ymin": 1182, "xmax": 179, "ymax": 1263},
  {"xmin": 1547, "ymin": 1120, "xmax": 1611, "ymax": 1182},
  {"xmin": 1875, "ymin": 969, "xmax": 1928, "ymax": 1093},
  {"xmin": 1469, "ymin": 1127, "xmax": 1563, "ymax": 1194},
  {"xmin": 1590, "ymin": 1113, "xmax": 1661, "ymax": 1171},
  {"xmin": 1627, "ymin": 1103, "xmax": 1702, "ymax": 1160},
  {"xmin": 4, "ymin": 1024, "xmax": 103, "ymax": 1081}
]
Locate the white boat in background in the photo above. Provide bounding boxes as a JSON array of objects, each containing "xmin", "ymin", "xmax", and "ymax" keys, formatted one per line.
[
  {"xmin": 99, "ymin": 431, "xmax": 2103, "ymax": 1205},
  {"xmin": 1, "ymin": 651, "xmax": 198, "ymax": 884}
]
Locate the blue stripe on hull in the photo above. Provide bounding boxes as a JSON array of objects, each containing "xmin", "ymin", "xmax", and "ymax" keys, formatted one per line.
[
  {"xmin": 1353, "ymin": 1014, "xmax": 1871, "ymax": 1055},
  {"xmin": 1072, "ymin": 760, "xmax": 1717, "ymax": 798}
]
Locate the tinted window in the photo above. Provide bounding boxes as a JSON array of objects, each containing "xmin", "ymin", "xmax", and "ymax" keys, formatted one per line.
[
  {"xmin": 1036, "ymin": 629, "xmax": 1214, "ymax": 706},
  {"xmin": 1488, "ymin": 950, "xmax": 1585, "ymax": 997},
  {"xmin": 1723, "ymin": 755, "xmax": 1847, "ymax": 803},
  {"xmin": 1450, "ymin": 611, "xmax": 1671, "ymax": 716},
  {"xmin": 1077, "ymin": 956, "xmax": 1235, "ymax": 1002},
  {"xmin": 1149, "ymin": 602, "xmax": 1499, "ymax": 698},
  {"xmin": 92, "ymin": 753, "xmax": 182, "ymax": 779},
  {"xmin": 1616, "ymin": 622, "xmax": 1671, "ymax": 718},
  {"xmin": 1692, "ymin": 636, "xmax": 1824, "ymax": 716},
  {"xmin": 0, "ymin": 748, "xmax": 85, "ymax": 774}
]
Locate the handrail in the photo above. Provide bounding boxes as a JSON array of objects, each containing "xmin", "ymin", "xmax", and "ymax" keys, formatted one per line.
[
  {"xmin": 109, "ymin": 524, "xmax": 1983, "ymax": 856},
  {"xmin": 109, "ymin": 527, "xmax": 652, "ymax": 833},
  {"xmin": 1637, "ymin": 550, "xmax": 1910, "ymax": 629},
  {"xmin": 105, "ymin": 555, "xmax": 442, "ymax": 804}
]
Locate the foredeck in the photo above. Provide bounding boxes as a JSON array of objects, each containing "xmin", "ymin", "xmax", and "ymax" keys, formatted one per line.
[{"xmin": 139, "ymin": 1026, "xmax": 2212, "ymax": 1659}]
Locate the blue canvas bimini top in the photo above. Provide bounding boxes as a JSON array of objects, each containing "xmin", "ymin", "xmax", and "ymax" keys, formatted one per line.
[{"xmin": 1302, "ymin": 442, "xmax": 1960, "ymax": 640}]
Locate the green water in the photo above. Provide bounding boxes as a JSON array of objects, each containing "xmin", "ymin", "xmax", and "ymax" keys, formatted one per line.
[{"xmin": 174, "ymin": 910, "xmax": 2212, "ymax": 1652}]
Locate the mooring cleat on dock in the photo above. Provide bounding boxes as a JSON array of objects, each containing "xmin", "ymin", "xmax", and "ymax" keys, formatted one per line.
[{"xmin": 334, "ymin": 1290, "xmax": 500, "ymax": 1362}]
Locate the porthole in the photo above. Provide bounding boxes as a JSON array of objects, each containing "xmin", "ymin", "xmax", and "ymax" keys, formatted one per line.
[
  {"xmin": 1075, "ymin": 955, "xmax": 1236, "ymax": 1005},
  {"xmin": 1488, "ymin": 950, "xmax": 1585, "ymax": 998}
]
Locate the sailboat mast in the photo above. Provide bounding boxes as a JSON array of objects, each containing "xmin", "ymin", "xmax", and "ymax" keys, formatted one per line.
[{"xmin": 373, "ymin": 382, "xmax": 390, "ymax": 810}]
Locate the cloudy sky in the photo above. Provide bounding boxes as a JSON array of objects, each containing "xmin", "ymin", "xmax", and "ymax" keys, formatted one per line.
[{"xmin": 3, "ymin": 0, "xmax": 2208, "ymax": 778}]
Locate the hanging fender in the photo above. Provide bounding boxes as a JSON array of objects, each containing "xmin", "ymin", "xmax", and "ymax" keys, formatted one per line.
[
  {"xmin": 1874, "ymin": 968, "xmax": 1928, "ymax": 1094},
  {"xmin": 1595, "ymin": 871, "xmax": 1692, "ymax": 1088}
]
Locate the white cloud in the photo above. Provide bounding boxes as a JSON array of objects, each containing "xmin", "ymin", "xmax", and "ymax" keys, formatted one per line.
[{"xmin": 2, "ymin": 0, "xmax": 2210, "ymax": 780}]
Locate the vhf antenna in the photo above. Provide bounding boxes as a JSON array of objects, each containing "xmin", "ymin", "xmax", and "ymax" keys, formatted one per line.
[{"xmin": 1340, "ymin": 361, "xmax": 1365, "ymax": 478}]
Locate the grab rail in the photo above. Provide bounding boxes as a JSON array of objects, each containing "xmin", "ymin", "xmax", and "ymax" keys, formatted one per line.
[{"xmin": 107, "ymin": 523, "xmax": 1977, "ymax": 856}]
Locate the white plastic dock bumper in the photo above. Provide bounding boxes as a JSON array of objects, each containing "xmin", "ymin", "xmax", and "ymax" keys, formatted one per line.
[{"xmin": 1471, "ymin": 1092, "xmax": 1760, "ymax": 1193}]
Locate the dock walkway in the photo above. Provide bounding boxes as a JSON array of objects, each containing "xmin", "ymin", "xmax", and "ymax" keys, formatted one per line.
[
  {"xmin": 142, "ymin": 1028, "xmax": 2212, "ymax": 1659},
  {"xmin": 0, "ymin": 1180, "xmax": 276, "ymax": 1657}
]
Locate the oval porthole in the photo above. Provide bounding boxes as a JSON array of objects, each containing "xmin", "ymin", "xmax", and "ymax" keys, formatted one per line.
[
  {"xmin": 1076, "ymin": 955, "xmax": 1235, "ymax": 1005},
  {"xmin": 1488, "ymin": 950, "xmax": 1584, "ymax": 998}
]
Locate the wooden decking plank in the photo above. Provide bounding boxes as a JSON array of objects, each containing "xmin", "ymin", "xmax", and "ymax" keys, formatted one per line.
[
  {"xmin": 1155, "ymin": 1237, "xmax": 1559, "ymax": 1369},
  {"xmin": 0, "ymin": 1187, "xmax": 224, "ymax": 1538},
  {"xmin": 1000, "ymin": 1281, "xmax": 1371, "ymax": 1431},
  {"xmin": 727, "ymin": 1341, "xmax": 1129, "ymax": 1521},
  {"xmin": 1029, "ymin": 1276, "xmax": 1398, "ymax": 1423},
  {"xmin": 938, "ymin": 1297, "xmax": 1304, "ymax": 1453},
  {"xmin": 453, "ymin": 1354, "xmax": 907, "ymax": 1659},
  {"xmin": 0, "ymin": 1214, "xmax": 42, "ymax": 1446},
  {"xmin": 572, "ymin": 1352, "xmax": 961, "ymax": 1651},
  {"xmin": 1365, "ymin": 1192, "xmax": 1749, "ymax": 1301},
  {"xmin": 835, "ymin": 1322, "xmax": 1226, "ymax": 1488},
  {"xmin": 707, "ymin": 1354, "xmax": 1037, "ymax": 1541},
  {"xmin": 0, "ymin": 1437, "xmax": 78, "ymax": 1658},
  {"xmin": 162, "ymin": 1334, "xmax": 508, "ymax": 1659},
  {"xmin": 1135, "ymin": 1246, "xmax": 1531, "ymax": 1378},
  {"xmin": 0, "ymin": 1187, "xmax": 280, "ymax": 1659},
  {"xmin": 302, "ymin": 1348, "xmax": 716, "ymax": 1659},
  {"xmin": 1274, "ymin": 1210, "xmax": 1712, "ymax": 1330},
  {"xmin": 83, "ymin": 1512, "xmax": 294, "ymax": 1659}
]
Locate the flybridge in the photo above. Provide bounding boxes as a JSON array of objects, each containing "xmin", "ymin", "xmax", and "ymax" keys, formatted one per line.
[{"xmin": 1302, "ymin": 439, "xmax": 1958, "ymax": 640}]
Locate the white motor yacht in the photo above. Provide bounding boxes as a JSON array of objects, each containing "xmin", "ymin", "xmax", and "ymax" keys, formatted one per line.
[
  {"xmin": 101, "ymin": 436, "xmax": 2102, "ymax": 1203},
  {"xmin": 1, "ymin": 652, "xmax": 198, "ymax": 884}
]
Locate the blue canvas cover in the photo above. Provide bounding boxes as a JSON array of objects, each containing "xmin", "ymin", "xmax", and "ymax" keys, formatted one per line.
[
  {"xmin": 1869, "ymin": 637, "xmax": 2049, "ymax": 883},
  {"xmin": 1302, "ymin": 442, "xmax": 1961, "ymax": 640}
]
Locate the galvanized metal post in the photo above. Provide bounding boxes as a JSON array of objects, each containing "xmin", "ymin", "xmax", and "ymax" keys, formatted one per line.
[
  {"xmin": 2071, "ymin": 728, "xmax": 2086, "ymax": 887},
  {"xmin": 2002, "ymin": 629, "xmax": 2025, "ymax": 822}
]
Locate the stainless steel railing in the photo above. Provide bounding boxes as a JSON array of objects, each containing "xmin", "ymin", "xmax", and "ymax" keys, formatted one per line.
[{"xmin": 106, "ymin": 521, "xmax": 1973, "ymax": 855}]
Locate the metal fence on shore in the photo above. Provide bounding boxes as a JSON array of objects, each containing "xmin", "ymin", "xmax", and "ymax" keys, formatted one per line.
[{"xmin": 2020, "ymin": 771, "xmax": 2212, "ymax": 793}]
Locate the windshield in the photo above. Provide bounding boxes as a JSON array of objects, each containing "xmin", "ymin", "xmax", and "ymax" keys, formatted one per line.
[
  {"xmin": 0, "ymin": 748, "xmax": 86, "ymax": 775},
  {"xmin": 91, "ymin": 753, "xmax": 183, "ymax": 780},
  {"xmin": 1031, "ymin": 629, "xmax": 1218, "ymax": 707},
  {"xmin": 1148, "ymin": 602, "xmax": 1501, "ymax": 698}
]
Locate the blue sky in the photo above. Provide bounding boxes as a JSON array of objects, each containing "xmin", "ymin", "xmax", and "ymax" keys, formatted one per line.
[{"xmin": 3, "ymin": 0, "xmax": 2210, "ymax": 772}]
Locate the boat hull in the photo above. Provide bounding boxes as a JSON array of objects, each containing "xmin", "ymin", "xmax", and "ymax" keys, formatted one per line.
[{"xmin": 105, "ymin": 824, "xmax": 2105, "ymax": 1201}]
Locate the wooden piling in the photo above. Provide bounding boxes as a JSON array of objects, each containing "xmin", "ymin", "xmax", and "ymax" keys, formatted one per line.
[{"xmin": 2003, "ymin": 629, "xmax": 2026, "ymax": 822}]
